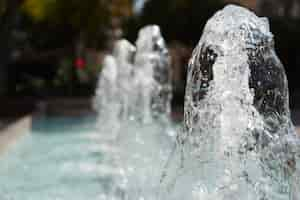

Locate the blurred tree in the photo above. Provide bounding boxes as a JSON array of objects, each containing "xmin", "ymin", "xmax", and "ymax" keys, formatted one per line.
[
  {"xmin": 258, "ymin": 0, "xmax": 300, "ymax": 19},
  {"xmin": 0, "ymin": 0, "xmax": 23, "ymax": 95},
  {"xmin": 10, "ymin": 0, "xmax": 135, "ymax": 96},
  {"xmin": 21, "ymin": 0, "xmax": 134, "ymax": 47},
  {"xmin": 110, "ymin": 0, "xmax": 133, "ymax": 18},
  {"xmin": 132, "ymin": 0, "xmax": 225, "ymax": 45}
]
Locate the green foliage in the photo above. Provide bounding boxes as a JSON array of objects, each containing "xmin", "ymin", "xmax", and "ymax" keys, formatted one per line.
[
  {"xmin": 22, "ymin": 0, "xmax": 133, "ymax": 27},
  {"xmin": 22, "ymin": 0, "xmax": 107, "ymax": 34},
  {"xmin": 0, "ymin": 0, "xmax": 7, "ymax": 16},
  {"xmin": 21, "ymin": 0, "xmax": 52, "ymax": 21},
  {"xmin": 54, "ymin": 57, "xmax": 73, "ymax": 87},
  {"xmin": 21, "ymin": 0, "xmax": 134, "ymax": 46}
]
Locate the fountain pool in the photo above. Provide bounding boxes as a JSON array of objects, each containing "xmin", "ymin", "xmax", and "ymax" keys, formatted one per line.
[
  {"xmin": 0, "ymin": 116, "xmax": 178, "ymax": 200},
  {"xmin": 0, "ymin": 117, "xmax": 106, "ymax": 200}
]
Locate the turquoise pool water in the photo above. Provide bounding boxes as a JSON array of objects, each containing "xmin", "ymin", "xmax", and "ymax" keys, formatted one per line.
[{"xmin": 0, "ymin": 117, "xmax": 108, "ymax": 200}]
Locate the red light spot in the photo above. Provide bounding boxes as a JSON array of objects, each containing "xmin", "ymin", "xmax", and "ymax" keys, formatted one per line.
[{"xmin": 75, "ymin": 58, "xmax": 85, "ymax": 69}]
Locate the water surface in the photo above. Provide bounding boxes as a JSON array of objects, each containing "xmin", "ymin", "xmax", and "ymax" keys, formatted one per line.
[{"xmin": 0, "ymin": 117, "xmax": 106, "ymax": 200}]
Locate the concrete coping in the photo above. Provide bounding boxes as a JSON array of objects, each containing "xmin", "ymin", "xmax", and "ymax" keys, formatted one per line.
[{"xmin": 0, "ymin": 116, "xmax": 32, "ymax": 156}]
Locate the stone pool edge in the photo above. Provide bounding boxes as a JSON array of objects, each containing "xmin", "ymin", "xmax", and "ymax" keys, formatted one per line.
[{"xmin": 0, "ymin": 116, "xmax": 32, "ymax": 156}]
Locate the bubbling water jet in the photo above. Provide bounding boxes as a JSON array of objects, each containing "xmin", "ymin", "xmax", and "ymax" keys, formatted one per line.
[
  {"xmin": 161, "ymin": 5, "xmax": 300, "ymax": 200},
  {"xmin": 94, "ymin": 39, "xmax": 136, "ymax": 139},
  {"xmin": 93, "ymin": 26, "xmax": 175, "ymax": 200},
  {"xmin": 114, "ymin": 40, "xmax": 136, "ymax": 121},
  {"xmin": 112, "ymin": 26, "xmax": 174, "ymax": 199},
  {"xmin": 94, "ymin": 26, "xmax": 172, "ymax": 126},
  {"xmin": 94, "ymin": 54, "xmax": 120, "ymax": 138},
  {"xmin": 134, "ymin": 25, "xmax": 172, "ymax": 123}
]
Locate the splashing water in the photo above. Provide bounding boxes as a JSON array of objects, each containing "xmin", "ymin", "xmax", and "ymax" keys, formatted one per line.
[
  {"xmin": 94, "ymin": 26, "xmax": 172, "ymax": 125},
  {"xmin": 94, "ymin": 40, "xmax": 136, "ymax": 139},
  {"xmin": 111, "ymin": 26, "xmax": 174, "ymax": 200},
  {"xmin": 160, "ymin": 5, "xmax": 300, "ymax": 200},
  {"xmin": 114, "ymin": 40, "xmax": 136, "ymax": 121},
  {"xmin": 94, "ymin": 54, "xmax": 120, "ymax": 139},
  {"xmin": 93, "ymin": 26, "xmax": 175, "ymax": 199},
  {"xmin": 134, "ymin": 25, "xmax": 172, "ymax": 123}
]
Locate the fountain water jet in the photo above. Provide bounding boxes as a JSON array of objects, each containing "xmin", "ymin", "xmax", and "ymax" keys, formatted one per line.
[
  {"xmin": 111, "ymin": 26, "xmax": 174, "ymax": 199},
  {"xmin": 94, "ymin": 26, "xmax": 172, "ymax": 126},
  {"xmin": 93, "ymin": 26, "xmax": 175, "ymax": 200},
  {"xmin": 134, "ymin": 25, "xmax": 172, "ymax": 123},
  {"xmin": 94, "ymin": 39, "xmax": 136, "ymax": 139},
  {"xmin": 94, "ymin": 54, "xmax": 120, "ymax": 139},
  {"xmin": 160, "ymin": 5, "xmax": 300, "ymax": 200},
  {"xmin": 113, "ymin": 40, "xmax": 136, "ymax": 121}
]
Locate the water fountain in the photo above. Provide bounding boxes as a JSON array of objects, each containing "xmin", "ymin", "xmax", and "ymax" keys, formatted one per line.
[
  {"xmin": 1, "ymin": 5, "xmax": 300, "ymax": 200},
  {"xmin": 108, "ymin": 26, "xmax": 174, "ymax": 200},
  {"xmin": 160, "ymin": 5, "xmax": 300, "ymax": 200},
  {"xmin": 93, "ymin": 26, "xmax": 175, "ymax": 200},
  {"xmin": 134, "ymin": 25, "xmax": 172, "ymax": 123},
  {"xmin": 94, "ymin": 54, "xmax": 120, "ymax": 139},
  {"xmin": 94, "ymin": 25, "xmax": 172, "ymax": 126},
  {"xmin": 113, "ymin": 40, "xmax": 136, "ymax": 121},
  {"xmin": 94, "ymin": 39, "xmax": 136, "ymax": 139}
]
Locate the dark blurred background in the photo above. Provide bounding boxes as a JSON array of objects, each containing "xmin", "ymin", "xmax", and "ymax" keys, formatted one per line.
[{"xmin": 0, "ymin": 0, "xmax": 300, "ymax": 116}]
